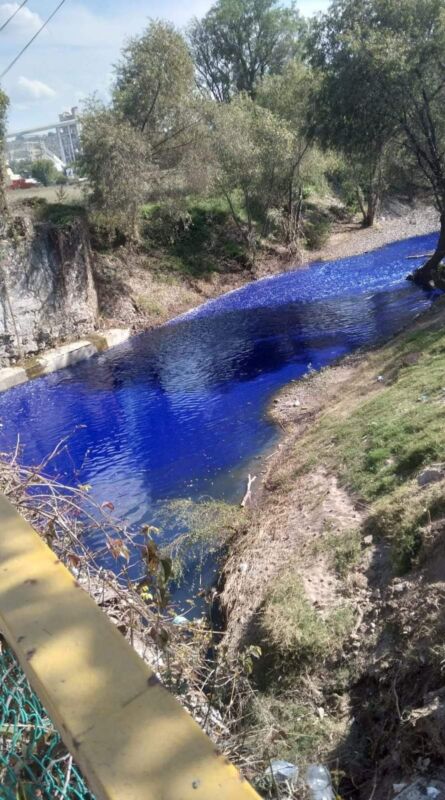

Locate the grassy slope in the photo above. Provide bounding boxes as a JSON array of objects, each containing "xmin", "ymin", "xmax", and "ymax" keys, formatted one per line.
[{"xmin": 224, "ymin": 298, "xmax": 445, "ymax": 796}]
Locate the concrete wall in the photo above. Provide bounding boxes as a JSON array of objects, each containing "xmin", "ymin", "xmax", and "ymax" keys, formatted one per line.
[{"xmin": 0, "ymin": 216, "xmax": 98, "ymax": 365}]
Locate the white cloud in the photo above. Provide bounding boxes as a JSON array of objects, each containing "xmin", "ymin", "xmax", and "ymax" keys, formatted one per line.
[
  {"xmin": 17, "ymin": 76, "xmax": 56, "ymax": 99},
  {"xmin": 0, "ymin": 2, "xmax": 43, "ymax": 35}
]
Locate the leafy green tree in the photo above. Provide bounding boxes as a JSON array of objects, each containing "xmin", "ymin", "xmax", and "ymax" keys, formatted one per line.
[
  {"xmin": 79, "ymin": 100, "xmax": 152, "ymax": 239},
  {"xmin": 113, "ymin": 20, "xmax": 198, "ymax": 168},
  {"xmin": 0, "ymin": 88, "xmax": 9, "ymax": 219},
  {"xmin": 31, "ymin": 159, "xmax": 58, "ymax": 187},
  {"xmin": 308, "ymin": 0, "xmax": 396, "ymax": 227},
  {"xmin": 189, "ymin": 0, "xmax": 305, "ymax": 102},
  {"xmin": 256, "ymin": 60, "xmax": 327, "ymax": 244},
  {"xmin": 310, "ymin": 0, "xmax": 445, "ymax": 283},
  {"xmin": 211, "ymin": 94, "xmax": 295, "ymax": 252},
  {"xmin": 367, "ymin": 0, "xmax": 445, "ymax": 284}
]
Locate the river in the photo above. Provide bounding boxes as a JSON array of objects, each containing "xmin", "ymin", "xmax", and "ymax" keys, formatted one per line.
[{"xmin": 0, "ymin": 232, "xmax": 440, "ymax": 602}]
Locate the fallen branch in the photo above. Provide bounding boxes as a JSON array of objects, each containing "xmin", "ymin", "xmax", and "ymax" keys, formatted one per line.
[{"xmin": 241, "ymin": 474, "xmax": 256, "ymax": 508}]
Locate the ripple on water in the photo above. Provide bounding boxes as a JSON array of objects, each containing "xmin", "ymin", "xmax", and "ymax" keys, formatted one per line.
[{"xmin": 0, "ymin": 232, "xmax": 440, "ymax": 585}]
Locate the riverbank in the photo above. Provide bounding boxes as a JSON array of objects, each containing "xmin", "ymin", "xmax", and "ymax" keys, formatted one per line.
[
  {"xmin": 220, "ymin": 294, "xmax": 445, "ymax": 797},
  {"xmin": 95, "ymin": 200, "xmax": 439, "ymax": 331}
]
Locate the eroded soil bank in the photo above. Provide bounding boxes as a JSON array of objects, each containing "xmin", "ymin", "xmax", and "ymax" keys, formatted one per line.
[
  {"xmin": 95, "ymin": 201, "xmax": 439, "ymax": 331},
  {"xmin": 220, "ymin": 296, "xmax": 445, "ymax": 798}
]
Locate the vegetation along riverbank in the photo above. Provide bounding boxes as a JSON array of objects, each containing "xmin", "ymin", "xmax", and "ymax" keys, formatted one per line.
[{"xmin": 220, "ymin": 296, "xmax": 445, "ymax": 797}]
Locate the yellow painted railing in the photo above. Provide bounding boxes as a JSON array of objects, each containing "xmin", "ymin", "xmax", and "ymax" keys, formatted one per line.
[{"xmin": 0, "ymin": 494, "xmax": 260, "ymax": 800}]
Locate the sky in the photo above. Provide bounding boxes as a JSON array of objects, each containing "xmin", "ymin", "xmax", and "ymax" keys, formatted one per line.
[{"xmin": 0, "ymin": 0, "xmax": 330, "ymax": 132}]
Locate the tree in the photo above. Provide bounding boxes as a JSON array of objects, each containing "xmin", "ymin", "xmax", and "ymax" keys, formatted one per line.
[
  {"xmin": 310, "ymin": 0, "xmax": 445, "ymax": 283},
  {"xmin": 0, "ymin": 88, "xmax": 9, "ymax": 221},
  {"xmin": 31, "ymin": 159, "xmax": 58, "ymax": 187},
  {"xmin": 308, "ymin": 0, "xmax": 397, "ymax": 227},
  {"xmin": 79, "ymin": 100, "xmax": 153, "ymax": 239},
  {"xmin": 113, "ymin": 20, "xmax": 198, "ymax": 169},
  {"xmin": 189, "ymin": 0, "xmax": 305, "ymax": 102},
  {"xmin": 211, "ymin": 93, "xmax": 295, "ymax": 252},
  {"xmin": 256, "ymin": 59, "xmax": 325, "ymax": 244},
  {"xmin": 367, "ymin": 0, "xmax": 445, "ymax": 285}
]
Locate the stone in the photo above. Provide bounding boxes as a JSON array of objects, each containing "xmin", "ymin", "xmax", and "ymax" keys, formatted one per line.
[
  {"xmin": 1, "ymin": 216, "xmax": 98, "ymax": 365},
  {"xmin": 0, "ymin": 366, "xmax": 27, "ymax": 393},
  {"xmin": 364, "ymin": 535, "xmax": 373, "ymax": 546},
  {"xmin": 417, "ymin": 467, "xmax": 444, "ymax": 487}
]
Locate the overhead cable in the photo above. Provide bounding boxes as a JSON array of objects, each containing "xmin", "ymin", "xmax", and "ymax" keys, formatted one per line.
[{"xmin": 0, "ymin": 0, "xmax": 68, "ymax": 80}]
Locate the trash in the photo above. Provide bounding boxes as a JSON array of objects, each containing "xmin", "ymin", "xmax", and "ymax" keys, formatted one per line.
[
  {"xmin": 364, "ymin": 534, "xmax": 373, "ymax": 546},
  {"xmin": 172, "ymin": 615, "xmax": 188, "ymax": 626},
  {"xmin": 394, "ymin": 784, "xmax": 408, "ymax": 794},
  {"xmin": 377, "ymin": 375, "xmax": 384, "ymax": 382},
  {"xmin": 266, "ymin": 759, "xmax": 299, "ymax": 787},
  {"xmin": 306, "ymin": 764, "xmax": 334, "ymax": 800},
  {"xmin": 395, "ymin": 780, "xmax": 445, "ymax": 799}
]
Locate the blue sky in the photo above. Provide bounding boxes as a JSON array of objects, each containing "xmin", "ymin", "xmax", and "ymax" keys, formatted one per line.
[{"xmin": 0, "ymin": 0, "xmax": 330, "ymax": 131}]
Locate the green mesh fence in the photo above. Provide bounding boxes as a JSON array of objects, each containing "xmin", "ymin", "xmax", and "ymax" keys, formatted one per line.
[{"xmin": 0, "ymin": 639, "xmax": 94, "ymax": 800}]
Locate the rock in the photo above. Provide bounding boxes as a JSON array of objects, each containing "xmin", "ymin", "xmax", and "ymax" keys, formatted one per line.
[
  {"xmin": 1, "ymin": 216, "xmax": 98, "ymax": 365},
  {"xmin": 364, "ymin": 535, "xmax": 373, "ymax": 546},
  {"xmin": 0, "ymin": 366, "xmax": 27, "ymax": 393},
  {"xmin": 417, "ymin": 466, "xmax": 444, "ymax": 487}
]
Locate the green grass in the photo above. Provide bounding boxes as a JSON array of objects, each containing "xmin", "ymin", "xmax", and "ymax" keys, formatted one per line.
[
  {"xmin": 298, "ymin": 328, "xmax": 445, "ymax": 500},
  {"xmin": 292, "ymin": 324, "xmax": 445, "ymax": 572},
  {"xmin": 313, "ymin": 528, "xmax": 362, "ymax": 579},
  {"xmin": 36, "ymin": 202, "xmax": 86, "ymax": 226},
  {"xmin": 263, "ymin": 574, "xmax": 354, "ymax": 665}
]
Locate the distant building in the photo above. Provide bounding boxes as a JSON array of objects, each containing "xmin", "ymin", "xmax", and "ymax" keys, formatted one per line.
[
  {"xmin": 56, "ymin": 107, "xmax": 80, "ymax": 165},
  {"xmin": 6, "ymin": 106, "xmax": 82, "ymax": 168}
]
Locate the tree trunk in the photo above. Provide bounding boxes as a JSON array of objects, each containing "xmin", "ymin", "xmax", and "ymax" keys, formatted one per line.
[
  {"xmin": 409, "ymin": 210, "xmax": 445, "ymax": 287},
  {"xmin": 363, "ymin": 190, "xmax": 379, "ymax": 228}
]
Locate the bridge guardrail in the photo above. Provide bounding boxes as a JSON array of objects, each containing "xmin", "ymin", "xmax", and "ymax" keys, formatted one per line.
[{"xmin": 0, "ymin": 494, "xmax": 260, "ymax": 800}]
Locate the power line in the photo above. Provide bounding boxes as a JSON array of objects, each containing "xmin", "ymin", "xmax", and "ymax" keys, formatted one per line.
[
  {"xmin": 0, "ymin": 0, "xmax": 68, "ymax": 80},
  {"xmin": 0, "ymin": 0, "xmax": 29, "ymax": 34}
]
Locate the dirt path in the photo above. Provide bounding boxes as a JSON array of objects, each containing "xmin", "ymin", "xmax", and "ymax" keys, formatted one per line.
[{"xmin": 304, "ymin": 201, "xmax": 439, "ymax": 265}]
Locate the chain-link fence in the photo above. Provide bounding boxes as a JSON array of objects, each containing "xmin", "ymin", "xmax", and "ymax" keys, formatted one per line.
[{"xmin": 0, "ymin": 638, "xmax": 94, "ymax": 800}]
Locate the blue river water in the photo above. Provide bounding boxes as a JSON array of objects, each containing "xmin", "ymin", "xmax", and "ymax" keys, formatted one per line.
[{"xmin": 0, "ymin": 232, "xmax": 440, "ymax": 592}]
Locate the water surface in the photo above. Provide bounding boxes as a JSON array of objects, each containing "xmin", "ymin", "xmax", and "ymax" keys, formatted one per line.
[{"xmin": 0, "ymin": 232, "xmax": 439, "ymax": 590}]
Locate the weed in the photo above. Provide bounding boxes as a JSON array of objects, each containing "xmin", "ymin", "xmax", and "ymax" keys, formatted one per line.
[
  {"xmin": 322, "ymin": 529, "xmax": 362, "ymax": 578},
  {"xmin": 263, "ymin": 574, "xmax": 354, "ymax": 664},
  {"xmin": 136, "ymin": 295, "xmax": 163, "ymax": 317}
]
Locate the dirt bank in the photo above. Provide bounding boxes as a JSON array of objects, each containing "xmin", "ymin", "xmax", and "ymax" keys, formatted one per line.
[
  {"xmin": 96, "ymin": 201, "xmax": 439, "ymax": 331},
  {"xmin": 220, "ymin": 297, "xmax": 445, "ymax": 798}
]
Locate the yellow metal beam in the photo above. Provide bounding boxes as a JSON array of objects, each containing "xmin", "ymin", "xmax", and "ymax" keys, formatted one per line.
[{"xmin": 0, "ymin": 495, "xmax": 260, "ymax": 800}]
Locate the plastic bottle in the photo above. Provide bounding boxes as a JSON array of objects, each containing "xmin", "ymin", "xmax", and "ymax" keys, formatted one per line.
[{"xmin": 305, "ymin": 765, "xmax": 334, "ymax": 800}]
